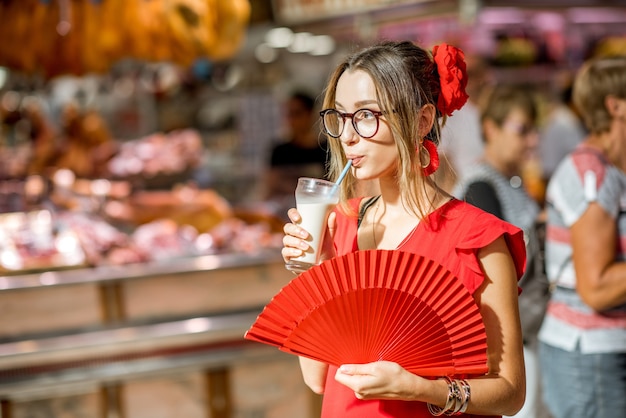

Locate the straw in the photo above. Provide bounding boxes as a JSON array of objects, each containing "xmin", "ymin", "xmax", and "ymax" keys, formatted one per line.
[{"xmin": 331, "ymin": 160, "xmax": 352, "ymax": 195}]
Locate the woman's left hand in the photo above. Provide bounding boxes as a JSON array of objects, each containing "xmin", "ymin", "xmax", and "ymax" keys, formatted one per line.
[{"xmin": 334, "ymin": 361, "xmax": 421, "ymax": 400}]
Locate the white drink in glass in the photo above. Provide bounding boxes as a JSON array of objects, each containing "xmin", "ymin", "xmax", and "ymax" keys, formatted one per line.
[{"xmin": 286, "ymin": 177, "xmax": 339, "ymax": 274}]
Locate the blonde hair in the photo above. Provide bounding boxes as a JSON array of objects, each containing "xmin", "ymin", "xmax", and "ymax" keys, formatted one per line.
[
  {"xmin": 573, "ymin": 55, "xmax": 626, "ymax": 134},
  {"xmin": 322, "ymin": 41, "xmax": 446, "ymax": 218}
]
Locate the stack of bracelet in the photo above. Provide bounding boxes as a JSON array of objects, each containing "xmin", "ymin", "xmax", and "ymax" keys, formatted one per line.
[{"xmin": 427, "ymin": 377, "xmax": 471, "ymax": 416}]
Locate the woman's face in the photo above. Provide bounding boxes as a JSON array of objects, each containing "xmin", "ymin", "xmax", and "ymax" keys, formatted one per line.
[
  {"xmin": 334, "ymin": 69, "xmax": 398, "ymax": 181},
  {"xmin": 488, "ymin": 107, "xmax": 537, "ymax": 168}
]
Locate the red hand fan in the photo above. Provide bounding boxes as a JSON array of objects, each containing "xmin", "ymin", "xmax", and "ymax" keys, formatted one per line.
[{"xmin": 245, "ymin": 249, "xmax": 488, "ymax": 376}]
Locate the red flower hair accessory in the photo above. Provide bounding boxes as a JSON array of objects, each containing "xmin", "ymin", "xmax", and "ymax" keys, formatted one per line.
[{"xmin": 432, "ymin": 43, "xmax": 469, "ymax": 116}]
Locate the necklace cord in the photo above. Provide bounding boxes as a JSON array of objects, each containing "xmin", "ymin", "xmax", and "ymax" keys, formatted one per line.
[{"xmin": 372, "ymin": 199, "xmax": 381, "ymax": 248}]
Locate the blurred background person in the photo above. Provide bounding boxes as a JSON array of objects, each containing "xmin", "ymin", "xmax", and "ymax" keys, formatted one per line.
[
  {"xmin": 453, "ymin": 84, "xmax": 551, "ymax": 418},
  {"xmin": 263, "ymin": 90, "xmax": 328, "ymax": 218},
  {"xmin": 538, "ymin": 71, "xmax": 586, "ymax": 184},
  {"xmin": 538, "ymin": 55, "xmax": 626, "ymax": 418},
  {"xmin": 437, "ymin": 53, "xmax": 493, "ymax": 193}
]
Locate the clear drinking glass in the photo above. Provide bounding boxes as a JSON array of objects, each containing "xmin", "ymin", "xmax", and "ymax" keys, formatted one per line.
[{"xmin": 285, "ymin": 177, "xmax": 339, "ymax": 274}]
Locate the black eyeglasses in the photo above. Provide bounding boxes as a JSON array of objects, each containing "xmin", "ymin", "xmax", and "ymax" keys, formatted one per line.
[{"xmin": 319, "ymin": 108, "xmax": 385, "ymax": 139}]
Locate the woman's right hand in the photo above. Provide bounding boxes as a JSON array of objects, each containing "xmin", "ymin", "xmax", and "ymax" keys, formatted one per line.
[
  {"xmin": 281, "ymin": 207, "xmax": 338, "ymax": 264},
  {"xmin": 281, "ymin": 207, "xmax": 311, "ymax": 264}
]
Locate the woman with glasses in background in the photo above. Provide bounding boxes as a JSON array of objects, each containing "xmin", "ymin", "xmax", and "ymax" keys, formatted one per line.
[
  {"xmin": 281, "ymin": 40, "xmax": 528, "ymax": 417},
  {"xmin": 453, "ymin": 85, "xmax": 550, "ymax": 418}
]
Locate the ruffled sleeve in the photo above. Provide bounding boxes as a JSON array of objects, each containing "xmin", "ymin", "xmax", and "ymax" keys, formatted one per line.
[
  {"xmin": 422, "ymin": 200, "xmax": 527, "ymax": 294},
  {"xmin": 455, "ymin": 211, "xmax": 526, "ymax": 276}
]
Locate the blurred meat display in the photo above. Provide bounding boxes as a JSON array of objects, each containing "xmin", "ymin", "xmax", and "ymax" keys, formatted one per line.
[
  {"xmin": 53, "ymin": 103, "xmax": 117, "ymax": 178},
  {"xmin": 0, "ymin": 85, "xmax": 284, "ymax": 274},
  {"xmin": 103, "ymin": 184, "xmax": 232, "ymax": 228},
  {"xmin": 106, "ymin": 129, "xmax": 203, "ymax": 179},
  {"xmin": 0, "ymin": 177, "xmax": 284, "ymax": 273},
  {"xmin": 2, "ymin": 98, "xmax": 204, "ymax": 184},
  {"xmin": 0, "ymin": 0, "xmax": 252, "ymax": 78},
  {"xmin": 56, "ymin": 209, "xmax": 133, "ymax": 266},
  {"xmin": 0, "ymin": 209, "xmax": 86, "ymax": 272}
]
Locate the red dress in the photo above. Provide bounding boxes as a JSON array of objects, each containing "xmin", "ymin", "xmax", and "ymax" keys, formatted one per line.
[{"xmin": 320, "ymin": 198, "xmax": 526, "ymax": 418}]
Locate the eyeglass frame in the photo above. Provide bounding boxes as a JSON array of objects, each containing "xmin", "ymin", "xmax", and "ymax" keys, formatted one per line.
[
  {"xmin": 319, "ymin": 108, "xmax": 386, "ymax": 139},
  {"xmin": 502, "ymin": 120, "xmax": 536, "ymax": 137}
]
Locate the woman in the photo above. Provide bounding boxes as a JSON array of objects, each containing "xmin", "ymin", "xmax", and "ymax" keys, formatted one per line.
[
  {"xmin": 282, "ymin": 41, "xmax": 527, "ymax": 417},
  {"xmin": 538, "ymin": 56, "xmax": 626, "ymax": 418},
  {"xmin": 453, "ymin": 85, "xmax": 549, "ymax": 418}
]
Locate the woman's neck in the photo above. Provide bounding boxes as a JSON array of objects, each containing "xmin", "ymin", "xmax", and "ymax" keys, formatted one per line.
[{"xmin": 376, "ymin": 176, "xmax": 443, "ymax": 218}]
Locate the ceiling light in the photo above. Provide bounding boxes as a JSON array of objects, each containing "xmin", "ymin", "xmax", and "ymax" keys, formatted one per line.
[
  {"xmin": 309, "ymin": 35, "xmax": 336, "ymax": 56},
  {"xmin": 265, "ymin": 27, "xmax": 294, "ymax": 48},
  {"xmin": 255, "ymin": 43, "xmax": 279, "ymax": 63},
  {"xmin": 288, "ymin": 32, "xmax": 315, "ymax": 53}
]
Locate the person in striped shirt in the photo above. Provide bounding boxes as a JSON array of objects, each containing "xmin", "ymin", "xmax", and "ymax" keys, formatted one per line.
[{"xmin": 538, "ymin": 55, "xmax": 626, "ymax": 418}]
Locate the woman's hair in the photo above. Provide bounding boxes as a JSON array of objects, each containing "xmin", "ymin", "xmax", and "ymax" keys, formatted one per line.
[
  {"xmin": 480, "ymin": 85, "xmax": 538, "ymax": 141},
  {"xmin": 322, "ymin": 41, "xmax": 445, "ymax": 217},
  {"xmin": 573, "ymin": 55, "xmax": 626, "ymax": 134}
]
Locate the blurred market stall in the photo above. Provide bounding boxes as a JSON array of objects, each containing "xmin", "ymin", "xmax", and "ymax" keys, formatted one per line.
[{"xmin": 0, "ymin": 0, "xmax": 251, "ymax": 78}]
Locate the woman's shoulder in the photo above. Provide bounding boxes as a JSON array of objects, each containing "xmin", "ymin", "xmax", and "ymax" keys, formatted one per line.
[
  {"xmin": 556, "ymin": 143, "xmax": 611, "ymax": 182},
  {"xmin": 405, "ymin": 199, "xmax": 526, "ymax": 293},
  {"xmin": 548, "ymin": 143, "xmax": 625, "ymax": 223},
  {"xmin": 429, "ymin": 199, "xmax": 526, "ymax": 273},
  {"xmin": 439, "ymin": 199, "xmax": 521, "ymax": 236},
  {"xmin": 433, "ymin": 198, "xmax": 503, "ymax": 225}
]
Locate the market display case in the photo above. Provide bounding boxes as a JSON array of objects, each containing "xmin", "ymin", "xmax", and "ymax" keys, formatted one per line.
[
  {"xmin": 0, "ymin": 250, "xmax": 320, "ymax": 418},
  {"xmin": 0, "ymin": 113, "xmax": 318, "ymax": 413},
  {"xmin": 0, "ymin": 17, "xmax": 315, "ymax": 410}
]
